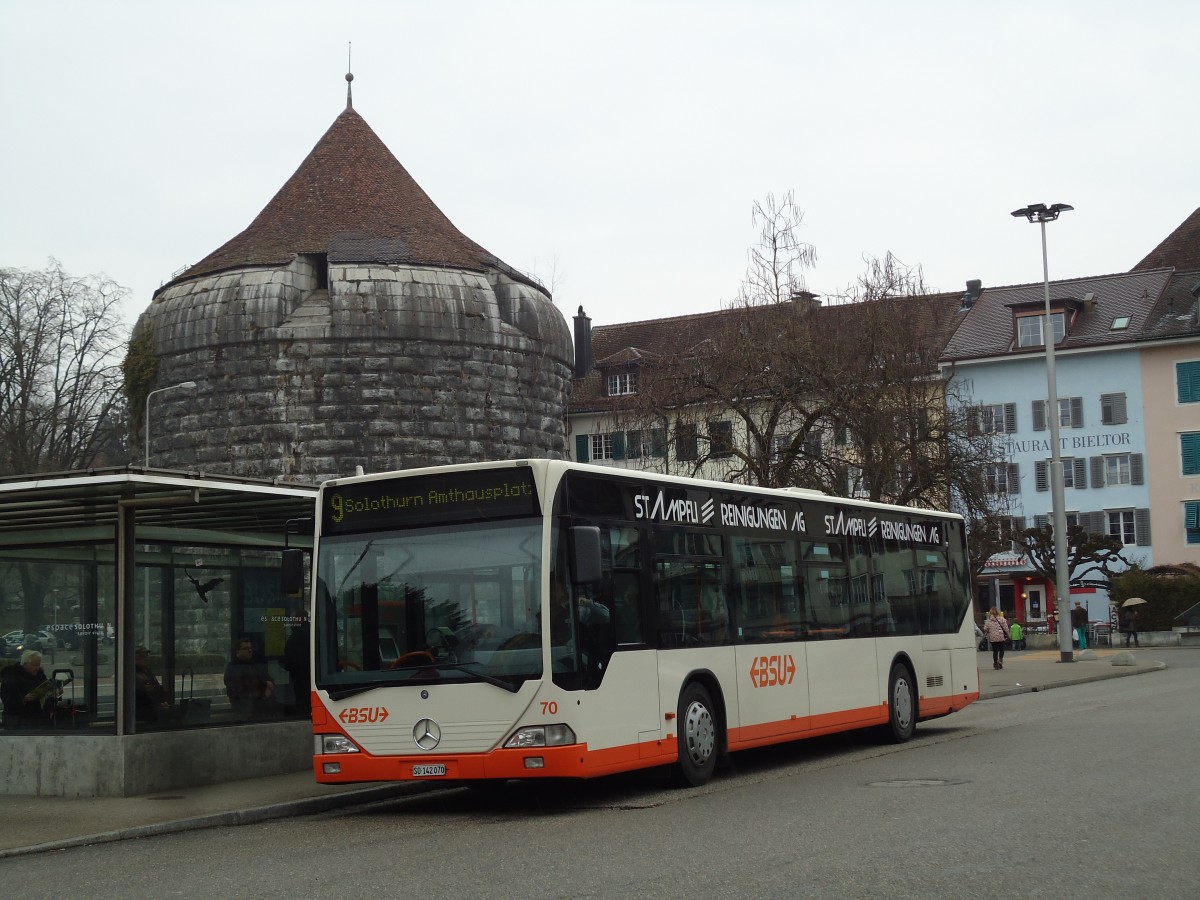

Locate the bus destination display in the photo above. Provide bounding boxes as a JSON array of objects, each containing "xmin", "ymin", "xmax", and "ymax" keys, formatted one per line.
[{"xmin": 323, "ymin": 467, "xmax": 539, "ymax": 535}]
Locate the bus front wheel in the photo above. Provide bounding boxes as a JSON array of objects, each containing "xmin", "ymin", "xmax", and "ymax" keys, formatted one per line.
[
  {"xmin": 884, "ymin": 662, "xmax": 916, "ymax": 743},
  {"xmin": 675, "ymin": 682, "xmax": 718, "ymax": 786}
]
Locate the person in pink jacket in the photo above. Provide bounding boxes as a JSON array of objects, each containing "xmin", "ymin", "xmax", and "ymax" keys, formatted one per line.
[{"xmin": 984, "ymin": 608, "xmax": 1009, "ymax": 670}]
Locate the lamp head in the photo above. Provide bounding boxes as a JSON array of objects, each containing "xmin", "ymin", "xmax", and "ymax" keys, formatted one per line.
[{"xmin": 1011, "ymin": 203, "xmax": 1074, "ymax": 223}]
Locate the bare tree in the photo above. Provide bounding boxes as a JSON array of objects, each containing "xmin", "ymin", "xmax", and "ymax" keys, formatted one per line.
[
  {"xmin": 1018, "ymin": 524, "xmax": 1135, "ymax": 593},
  {"xmin": 0, "ymin": 260, "xmax": 129, "ymax": 475}
]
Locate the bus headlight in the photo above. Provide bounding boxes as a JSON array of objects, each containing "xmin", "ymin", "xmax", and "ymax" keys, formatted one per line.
[
  {"xmin": 317, "ymin": 734, "xmax": 361, "ymax": 754},
  {"xmin": 504, "ymin": 724, "xmax": 577, "ymax": 748}
]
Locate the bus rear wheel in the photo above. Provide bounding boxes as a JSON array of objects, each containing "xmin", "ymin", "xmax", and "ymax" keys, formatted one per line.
[
  {"xmin": 676, "ymin": 682, "xmax": 718, "ymax": 786},
  {"xmin": 884, "ymin": 662, "xmax": 916, "ymax": 743}
]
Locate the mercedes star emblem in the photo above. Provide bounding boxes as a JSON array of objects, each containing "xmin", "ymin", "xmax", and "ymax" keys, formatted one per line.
[{"xmin": 413, "ymin": 717, "xmax": 442, "ymax": 751}]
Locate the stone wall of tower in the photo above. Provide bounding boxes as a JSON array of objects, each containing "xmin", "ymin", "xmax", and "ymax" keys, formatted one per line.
[{"xmin": 134, "ymin": 257, "xmax": 573, "ymax": 482}]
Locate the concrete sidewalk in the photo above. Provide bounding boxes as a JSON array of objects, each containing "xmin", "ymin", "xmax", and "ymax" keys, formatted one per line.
[{"xmin": 0, "ymin": 647, "xmax": 1167, "ymax": 859}]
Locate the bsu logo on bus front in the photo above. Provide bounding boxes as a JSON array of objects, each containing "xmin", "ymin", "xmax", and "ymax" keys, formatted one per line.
[{"xmin": 750, "ymin": 654, "xmax": 796, "ymax": 687}]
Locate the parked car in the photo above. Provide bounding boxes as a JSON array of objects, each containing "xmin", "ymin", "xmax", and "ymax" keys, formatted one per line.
[{"xmin": 3, "ymin": 628, "xmax": 57, "ymax": 654}]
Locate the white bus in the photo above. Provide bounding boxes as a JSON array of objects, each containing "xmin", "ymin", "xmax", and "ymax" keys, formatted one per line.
[{"xmin": 302, "ymin": 459, "xmax": 979, "ymax": 787}]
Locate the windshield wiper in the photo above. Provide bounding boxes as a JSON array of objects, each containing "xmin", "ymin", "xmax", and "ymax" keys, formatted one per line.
[
  {"xmin": 433, "ymin": 661, "xmax": 522, "ymax": 693},
  {"xmin": 324, "ymin": 681, "xmax": 391, "ymax": 701}
]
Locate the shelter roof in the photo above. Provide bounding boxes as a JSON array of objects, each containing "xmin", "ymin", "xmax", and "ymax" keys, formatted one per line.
[{"xmin": 0, "ymin": 468, "xmax": 316, "ymax": 543}]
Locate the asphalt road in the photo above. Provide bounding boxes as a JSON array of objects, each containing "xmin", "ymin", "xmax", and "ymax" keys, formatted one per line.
[{"xmin": 8, "ymin": 652, "xmax": 1198, "ymax": 899}]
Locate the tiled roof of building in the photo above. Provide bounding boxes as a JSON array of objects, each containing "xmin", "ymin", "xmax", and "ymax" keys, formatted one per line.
[
  {"xmin": 1138, "ymin": 269, "xmax": 1200, "ymax": 340},
  {"xmin": 1133, "ymin": 207, "xmax": 1200, "ymax": 272},
  {"xmin": 160, "ymin": 106, "xmax": 535, "ymax": 294},
  {"xmin": 939, "ymin": 269, "xmax": 1175, "ymax": 363},
  {"xmin": 571, "ymin": 290, "xmax": 964, "ymax": 412}
]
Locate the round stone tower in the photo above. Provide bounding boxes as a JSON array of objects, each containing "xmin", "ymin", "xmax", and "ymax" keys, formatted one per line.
[{"xmin": 130, "ymin": 87, "xmax": 572, "ymax": 482}]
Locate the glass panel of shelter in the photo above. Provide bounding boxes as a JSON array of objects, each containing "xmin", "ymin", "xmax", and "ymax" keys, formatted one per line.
[{"xmin": 1, "ymin": 545, "xmax": 117, "ymax": 733}]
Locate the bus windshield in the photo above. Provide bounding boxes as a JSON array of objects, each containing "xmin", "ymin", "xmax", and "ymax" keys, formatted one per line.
[{"xmin": 314, "ymin": 518, "xmax": 544, "ymax": 695}]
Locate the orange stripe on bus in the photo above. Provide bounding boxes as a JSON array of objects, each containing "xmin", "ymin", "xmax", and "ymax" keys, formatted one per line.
[{"xmin": 313, "ymin": 690, "xmax": 977, "ymax": 784}]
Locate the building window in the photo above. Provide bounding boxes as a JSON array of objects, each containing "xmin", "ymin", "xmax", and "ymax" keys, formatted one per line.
[
  {"xmin": 1038, "ymin": 457, "xmax": 1085, "ymax": 491},
  {"xmin": 1182, "ymin": 433, "xmax": 1200, "ymax": 476},
  {"xmin": 1017, "ymin": 312, "xmax": 1066, "ymax": 348},
  {"xmin": 973, "ymin": 402, "xmax": 1016, "ymax": 435},
  {"xmin": 1105, "ymin": 454, "xmax": 1132, "ymax": 486},
  {"xmin": 590, "ymin": 433, "xmax": 615, "ymax": 461},
  {"xmin": 1108, "ymin": 510, "xmax": 1136, "ymax": 545},
  {"xmin": 708, "ymin": 420, "xmax": 734, "ymax": 458},
  {"xmin": 606, "ymin": 372, "xmax": 638, "ymax": 396},
  {"xmin": 845, "ymin": 465, "xmax": 868, "ymax": 498},
  {"xmin": 987, "ymin": 463, "xmax": 1019, "ymax": 495},
  {"xmin": 1032, "ymin": 398, "xmax": 1082, "ymax": 431},
  {"xmin": 1178, "ymin": 361, "xmax": 1200, "ymax": 404},
  {"xmin": 1110, "ymin": 316, "xmax": 1130, "ymax": 331},
  {"xmin": 675, "ymin": 423, "xmax": 698, "ymax": 462},
  {"xmin": 1186, "ymin": 502, "xmax": 1200, "ymax": 545}
]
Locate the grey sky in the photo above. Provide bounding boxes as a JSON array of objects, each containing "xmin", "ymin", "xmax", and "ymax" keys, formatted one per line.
[{"xmin": 2, "ymin": 1, "xmax": 1196, "ymax": 331}]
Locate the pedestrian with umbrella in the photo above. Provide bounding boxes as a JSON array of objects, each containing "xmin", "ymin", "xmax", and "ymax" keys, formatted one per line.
[{"xmin": 1120, "ymin": 597, "xmax": 1145, "ymax": 648}]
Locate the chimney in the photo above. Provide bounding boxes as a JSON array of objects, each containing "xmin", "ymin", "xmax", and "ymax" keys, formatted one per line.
[
  {"xmin": 790, "ymin": 289, "xmax": 821, "ymax": 312},
  {"xmin": 961, "ymin": 279, "xmax": 983, "ymax": 309},
  {"xmin": 573, "ymin": 306, "xmax": 593, "ymax": 378}
]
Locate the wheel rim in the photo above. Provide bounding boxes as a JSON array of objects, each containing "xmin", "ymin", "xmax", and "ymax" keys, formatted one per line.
[
  {"xmin": 892, "ymin": 676, "xmax": 913, "ymax": 731},
  {"xmin": 683, "ymin": 699, "xmax": 715, "ymax": 766}
]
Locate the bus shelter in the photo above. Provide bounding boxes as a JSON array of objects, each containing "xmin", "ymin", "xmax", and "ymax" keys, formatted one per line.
[{"xmin": 0, "ymin": 468, "xmax": 316, "ymax": 796}]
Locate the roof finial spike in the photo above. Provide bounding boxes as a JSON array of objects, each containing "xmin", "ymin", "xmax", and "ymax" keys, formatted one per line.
[{"xmin": 345, "ymin": 42, "xmax": 354, "ymax": 109}]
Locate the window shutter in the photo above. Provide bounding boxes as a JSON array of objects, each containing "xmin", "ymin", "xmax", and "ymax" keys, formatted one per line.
[
  {"xmin": 1069, "ymin": 397, "xmax": 1083, "ymax": 428},
  {"xmin": 1181, "ymin": 433, "xmax": 1200, "ymax": 476},
  {"xmin": 1178, "ymin": 361, "xmax": 1200, "ymax": 403},
  {"xmin": 1007, "ymin": 463, "xmax": 1020, "ymax": 494},
  {"xmin": 1032, "ymin": 400, "xmax": 1046, "ymax": 432},
  {"xmin": 575, "ymin": 434, "xmax": 590, "ymax": 462},
  {"xmin": 1004, "ymin": 403, "xmax": 1017, "ymax": 433},
  {"xmin": 611, "ymin": 431, "xmax": 626, "ymax": 461},
  {"xmin": 1035, "ymin": 460, "xmax": 1048, "ymax": 492},
  {"xmin": 1083, "ymin": 511, "xmax": 1106, "ymax": 535},
  {"xmin": 1101, "ymin": 392, "xmax": 1127, "ymax": 425},
  {"xmin": 650, "ymin": 428, "xmax": 666, "ymax": 458},
  {"xmin": 1073, "ymin": 459, "xmax": 1087, "ymax": 489},
  {"xmin": 1090, "ymin": 456, "xmax": 1105, "ymax": 488},
  {"xmin": 1135, "ymin": 508, "xmax": 1152, "ymax": 546},
  {"xmin": 625, "ymin": 430, "xmax": 642, "ymax": 460},
  {"xmin": 1186, "ymin": 501, "xmax": 1200, "ymax": 532},
  {"xmin": 1130, "ymin": 453, "xmax": 1144, "ymax": 486},
  {"xmin": 1034, "ymin": 514, "xmax": 1049, "ymax": 530},
  {"xmin": 1013, "ymin": 516, "xmax": 1027, "ymax": 532}
]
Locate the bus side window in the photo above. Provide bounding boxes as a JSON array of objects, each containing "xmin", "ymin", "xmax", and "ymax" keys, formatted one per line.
[{"xmin": 611, "ymin": 571, "xmax": 643, "ymax": 644}]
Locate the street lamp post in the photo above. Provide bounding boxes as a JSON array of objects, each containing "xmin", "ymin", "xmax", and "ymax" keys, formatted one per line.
[
  {"xmin": 144, "ymin": 381, "xmax": 197, "ymax": 467},
  {"xmin": 1011, "ymin": 202, "xmax": 1074, "ymax": 663}
]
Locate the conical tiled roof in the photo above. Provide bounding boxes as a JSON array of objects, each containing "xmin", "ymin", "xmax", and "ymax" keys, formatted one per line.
[
  {"xmin": 1133, "ymin": 206, "xmax": 1200, "ymax": 271},
  {"xmin": 162, "ymin": 105, "xmax": 532, "ymax": 292}
]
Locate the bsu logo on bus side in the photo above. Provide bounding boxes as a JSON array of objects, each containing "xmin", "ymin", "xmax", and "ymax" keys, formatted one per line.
[{"xmin": 750, "ymin": 654, "xmax": 796, "ymax": 687}]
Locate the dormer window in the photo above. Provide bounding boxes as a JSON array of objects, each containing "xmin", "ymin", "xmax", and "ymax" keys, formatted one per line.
[
  {"xmin": 606, "ymin": 372, "xmax": 638, "ymax": 396},
  {"xmin": 1016, "ymin": 312, "xmax": 1066, "ymax": 348}
]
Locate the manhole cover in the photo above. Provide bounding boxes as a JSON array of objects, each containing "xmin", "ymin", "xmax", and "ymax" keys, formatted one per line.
[{"xmin": 868, "ymin": 779, "xmax": 966, "ymax": 788}]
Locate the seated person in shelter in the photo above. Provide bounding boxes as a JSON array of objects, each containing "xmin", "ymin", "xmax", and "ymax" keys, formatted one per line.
[
  {"xmin": 134, "ymin": 646, "xmax": 174, "ymax": 722},
  {"xmin": 224, "ymin": 637, "xmax": 277, "ymax": 716},
  {"xmin": 1, "ymin": 649, "xmax": 57, "ymax": 726}
]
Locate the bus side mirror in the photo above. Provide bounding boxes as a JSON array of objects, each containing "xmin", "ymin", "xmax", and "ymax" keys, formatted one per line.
[
  {"xmin": 569, "ymin": 526, "xmax": 602, "ymax": 585},
  {"xmin": 281, "ymin": 548, "xmax": 306, "ymax": 596}
]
